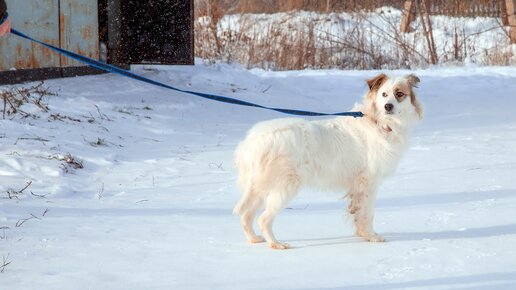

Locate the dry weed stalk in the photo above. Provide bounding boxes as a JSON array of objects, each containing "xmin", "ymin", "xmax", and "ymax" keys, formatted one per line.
[
  {"xmin": 4, "ymin": 180, "xmax": 47, "ymax": 200},
  {"xmin": 49, "ymin": 113, "xmax": 82, "ymax": 123},
  {"xmin": 48, "ymin": 153, "xmax": 84, "ymax": 173},
  {"xmin": 1, "ymin": 82, "xmax": 55, "ymax": 120},
  {"xmin": 14, "ymin": 208, "xmax": 48, "ymax": 228},
  {"xmin": 61, "ymin": 153, "xmax": 84, "ymax": 170},
  {"xmin": 15, "ymin": 214, "xmax": 40, "ymax": 228},
  {"xmin": 5, "ymin": 181, "xmax": 33, "ymax": 200},
  {"xmin": 0, "ymin": 254, "xmax": 12, "ymax": 273},
  {"xmin": 0, "ymin": 227, "xmax": 7, "ymax": 240}
]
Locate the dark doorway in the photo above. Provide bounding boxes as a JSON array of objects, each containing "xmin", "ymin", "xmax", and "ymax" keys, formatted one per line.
[
  {"xmin": 98, "ymin": 0, "xmax": 194, "ymax": 66},
  {"xmin": 98, "ymin": 0, "xmax": 108, "ymax": 63}
]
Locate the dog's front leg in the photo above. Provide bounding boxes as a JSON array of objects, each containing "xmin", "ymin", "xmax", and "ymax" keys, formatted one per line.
[{"xmin": 349, "ymin": 177, "xmax": 385, "ymax": 242}]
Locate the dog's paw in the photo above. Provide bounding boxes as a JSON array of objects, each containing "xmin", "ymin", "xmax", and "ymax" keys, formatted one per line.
[
  {"xmin": 366, "ymin": 234, "xmax": 386, "ymax": 243},
  {"xmin": 248, "ymin": 236, "xmax": 266, "ymax": 244},
  {"xmin": 269, "ymin": 242, "xmax": 290, "ymax": 250}
]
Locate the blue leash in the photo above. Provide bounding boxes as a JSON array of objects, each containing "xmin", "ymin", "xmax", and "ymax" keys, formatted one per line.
[{"xmin": 10, "ymin": 29, "xmax": 363, "ymax": 118}]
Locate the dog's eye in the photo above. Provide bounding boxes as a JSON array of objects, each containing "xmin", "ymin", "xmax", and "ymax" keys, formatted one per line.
[
  {"xmin": 396, "ymin": 92, "xmax": 405, "ymax": 98},
  {"xmin": 382, "ymin": 92, "xmax": 388, "ymax": 98}
]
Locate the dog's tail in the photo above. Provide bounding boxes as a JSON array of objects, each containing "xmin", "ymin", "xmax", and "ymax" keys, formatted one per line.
[
  {"xmin": 233, "ymin": 139, "xmax": 255, "ymax": 215},
  {"xmin": 233, "ymin": 133, "xmax": 274, "ymax": 215}
]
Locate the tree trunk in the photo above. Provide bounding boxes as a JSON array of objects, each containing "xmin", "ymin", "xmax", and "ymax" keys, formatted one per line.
[
  {"xmin": 501, "ymin": 0, "xmax": 508, "ymax": 26},
  {"xmin": 505, "ymin": 0, "xmax": 516, "ymax": 44},
  {"xmin": 400, "ymin": 0, "xmax": 415, "ymax": 33}
]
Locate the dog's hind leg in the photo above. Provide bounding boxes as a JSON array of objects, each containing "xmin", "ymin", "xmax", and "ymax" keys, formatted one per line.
[
  {"xmin": 258, "ymin": 179, "xmax": 299, "ymax": 250},
  {"xmin": 241, "ymin": 199, "xmax": 265, "ymax": 243},
  {"xmin": 258, "ymin": 195, "xmax": 289, "ymax": 250},
  {"xmin": 234, "ymin": 190, "xmax": 265, "ymax": 243},
  {"xmin": 241, "ymin": 212, "xmax": 265, "ymax": 243}
]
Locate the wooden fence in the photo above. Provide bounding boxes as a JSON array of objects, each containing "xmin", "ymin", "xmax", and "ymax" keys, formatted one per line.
[{"xmin": 423, "ymin": 0, "xmax": 502, "ymax": 17}]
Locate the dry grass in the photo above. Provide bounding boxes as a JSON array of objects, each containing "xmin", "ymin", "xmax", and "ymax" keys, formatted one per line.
[
  {"xmin": 195, "ymin": 4, "xmax": 514, "ymax": 70},
  {"xmin": 196, "ymin": 11, "xmax": 411, "ymax": 70},
  {"xmin": 195, "ymin": 0, "xmax": 502, "ymax": 16},
  {"xmin": 1, "ymin": 82, "xmax": 55, "ymax": 120}
]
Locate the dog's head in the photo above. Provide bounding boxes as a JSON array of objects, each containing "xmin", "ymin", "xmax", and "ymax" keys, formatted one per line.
[{"xmin": 365, "ymin": 73, "xmax": 424, "ymax": 124}]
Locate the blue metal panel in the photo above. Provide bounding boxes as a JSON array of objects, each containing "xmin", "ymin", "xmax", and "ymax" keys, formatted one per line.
[
  {"xmin": 0, "ymin": 0, "xmax": 60, "ymax": 70},
  {"xmin": 60, "ymin": 0, "xmax": 99, "ymax": 67}
]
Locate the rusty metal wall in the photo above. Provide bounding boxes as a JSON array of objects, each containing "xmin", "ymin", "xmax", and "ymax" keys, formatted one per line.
[
  {"xmin": 0, "ymin": 0, "xmax": 98, "ymax": 71},
  {"xmin": 0, "ymin": 0, "xmax": 60, "ymax": 70},
  {"xmin": 59, "ymin": 0, "xmax": 98, "ymax": 67}
]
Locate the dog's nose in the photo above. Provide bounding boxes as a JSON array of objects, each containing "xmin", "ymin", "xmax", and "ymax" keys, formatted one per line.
[{"xmin": 385, "ymin": 103, "xmax": 394, "ymax": 112}]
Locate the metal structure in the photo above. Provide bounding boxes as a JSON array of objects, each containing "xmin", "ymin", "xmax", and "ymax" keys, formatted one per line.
[{"xmin": 0, "ymin": 0, "xmax": 194, "ymax": 84}]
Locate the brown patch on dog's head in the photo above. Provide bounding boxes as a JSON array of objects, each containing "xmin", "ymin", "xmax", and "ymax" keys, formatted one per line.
[
  {"xmin": 366, "ymin": 73, "xmax": 388, "ymax": 92},
  {"xmin": 364, "ymin": 73, "xmax": 389, "ymax": 120},
  {"xmin": 404, "ymin": 74, "xmax": 423, "ymax": 120}
]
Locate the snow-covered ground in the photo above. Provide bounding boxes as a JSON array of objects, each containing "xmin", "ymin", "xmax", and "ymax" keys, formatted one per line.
[{"xmin": 1, "ymin": 62, "xmax": 516, "ymax": 289}]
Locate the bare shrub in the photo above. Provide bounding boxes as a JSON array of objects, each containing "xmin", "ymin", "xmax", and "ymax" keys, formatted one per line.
[
  {"xmin": 1, "ymin": 82, "xmax": 55, "ymax": 120},
  {"xmin": 196, "ymin": 10, "xmax": 428, "ymax": 70},
  {"xmin": 480, "ymin": 44, "xmax": 516, "ymax": 66},
  {"xmin": 195, "ymin": 7, "xmax": 514, "ymax": 70}
]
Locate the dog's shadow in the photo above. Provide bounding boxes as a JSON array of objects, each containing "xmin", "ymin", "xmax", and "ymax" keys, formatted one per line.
[
  {"xmin": 286, "ymin": 236, "xmax": 365, "ymax": 248},
  {"xmin": 385, "ymin": 223, "xmax": 516, "ymax": 242},
  {"xmin": 286, "ymin": 223, "xmax": 516, "ymax": 249}
]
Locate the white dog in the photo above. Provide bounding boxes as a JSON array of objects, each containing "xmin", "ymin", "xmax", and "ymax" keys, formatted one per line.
[{"xmin": 233, "ymin": 73, "xmax": 423, "ymax": 249}]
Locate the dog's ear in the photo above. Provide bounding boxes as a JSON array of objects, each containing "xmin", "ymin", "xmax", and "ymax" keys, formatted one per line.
[
  {"xmin": 366, "ymin": 73, "xmax": 388, "ymax": 91},
  {"xmin": 406, "ymin": 74, "xmax": 420, "ymax": 88},
  {"xmin": 406, "ymin": 74, "xmax": 423, "ymax": 120},
  {"xmin": 413, "ymin": 98, "xmax": 424, "ymax": 120},
  {"xmin": 364, "ymin": 74, "xmax": 387, "ymax": 119}
]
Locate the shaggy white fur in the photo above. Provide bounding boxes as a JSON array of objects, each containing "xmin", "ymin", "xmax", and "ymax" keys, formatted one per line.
[{"xmin": 233, "ymin": 73, "xmax": 424, "ymax": 249}]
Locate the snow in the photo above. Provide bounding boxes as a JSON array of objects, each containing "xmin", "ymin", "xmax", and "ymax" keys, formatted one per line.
[{"xmin": 1, "ymin": 62, "xmax": 516, "ymax": 289}]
